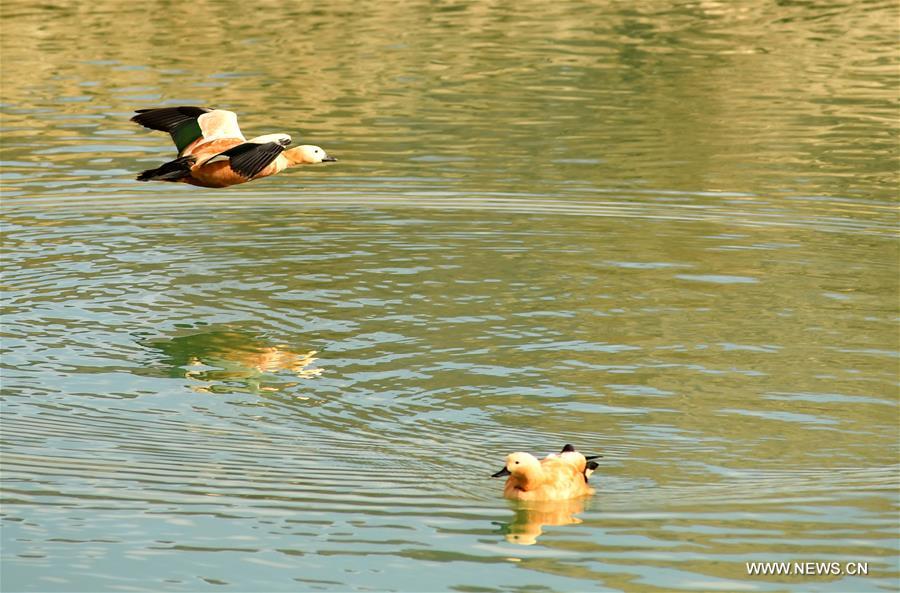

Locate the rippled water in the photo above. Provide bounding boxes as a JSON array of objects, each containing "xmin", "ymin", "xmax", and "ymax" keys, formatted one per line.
[{"xmin": 2, "ymin": 1, "xmax": 898, "ymax": 592}]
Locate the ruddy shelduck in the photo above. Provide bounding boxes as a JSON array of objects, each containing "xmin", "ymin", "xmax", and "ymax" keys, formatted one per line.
[
  {"xmin": 131, "ymin": 106, "xmax": 336, "ymax": 188},
  {"xmin": 492, "ymin": 444, "xmax": 600, "ymax": 501}
]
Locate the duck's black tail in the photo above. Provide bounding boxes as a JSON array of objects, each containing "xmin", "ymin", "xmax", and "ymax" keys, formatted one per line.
[
  {"xmin": 136, "ymin": 155, "xmax": 196, "ymax": 182},
  {"xmin": 559, "ymin": 444, "xmax": 603, "ymax": 483},
  {"xmin": 584, "ymin": 460, "xmax": 600, "ymax": 483}
]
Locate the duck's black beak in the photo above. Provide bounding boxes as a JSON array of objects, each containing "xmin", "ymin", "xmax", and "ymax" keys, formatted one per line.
[
  {"xmin": 491, "ymin": 467, "xmax": 510, "ymax": 478},
  {"xmin": 322, "ymin": 156, "xmax": 337, "ymax": 162}
]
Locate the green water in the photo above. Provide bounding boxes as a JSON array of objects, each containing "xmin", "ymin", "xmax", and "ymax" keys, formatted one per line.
[{"xmin": 1, "ymin": 1, "xmax": 898, "ymax": 592}]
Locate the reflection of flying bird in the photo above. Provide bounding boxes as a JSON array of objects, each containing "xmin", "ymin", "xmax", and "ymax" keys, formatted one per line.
[
  {"xmin": 492, "ymin": 444, "xmax": 600, "ymax": 501},
  {"xmin": 252, "ymin": 347, "xmax": 322, "ymax": 376},
  {"xmin": 131, "ymin": 106, "xmax": 336, "ymax": 188},
  {"xmin": 185, "ymin": 347, "xmax": 323, "ymax": 381},
  {"xmin": 145, "ymin": 331, "xmax": 322, "ymax": 395}
]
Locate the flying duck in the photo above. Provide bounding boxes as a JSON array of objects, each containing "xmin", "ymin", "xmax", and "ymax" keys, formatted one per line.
[{"xmin": 131, "ymin": 106, "xmax": 336, "ymax": 188}]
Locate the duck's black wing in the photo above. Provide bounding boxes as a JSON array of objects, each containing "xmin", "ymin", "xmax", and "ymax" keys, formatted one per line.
[
  {"xmin": 131, "ymin": 106, "xmax": 212, "ymax": 154},
  {"xmin": 206, "ymin": 141, "xmax": 288, "ymax": 179}
]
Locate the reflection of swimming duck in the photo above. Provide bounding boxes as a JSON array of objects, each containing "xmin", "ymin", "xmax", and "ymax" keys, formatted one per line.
[
  {"xmin": 501, "ymin": 497, "xmax": 587, "ymax": 545},
  {"xmin": 492, "ymin": 444, "xmax": 600, "ymax": 501},
  {"xmin": 131, "ymin": 106, "xmax": 336, "ymax": 188}
]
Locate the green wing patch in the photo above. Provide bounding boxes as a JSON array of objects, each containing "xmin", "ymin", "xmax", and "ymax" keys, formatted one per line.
[
  {"xmin": 131, "ymin": 107, "xmax": 210, "ymax": 154},
  {"xmin": 172, "ymin": 120, "xmax": 203, "ymax": 154}
]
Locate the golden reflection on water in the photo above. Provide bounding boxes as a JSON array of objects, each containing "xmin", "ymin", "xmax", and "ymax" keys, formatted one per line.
[
  {"xmin": 186, "ymin": 347, "xmax": 322, "ymax": 394},
  {"xmin": 500, "ymin": 497, "xmax": 589, "ymax": 546},
  {"xmin": 148, "ymin": 330, "xmax": 322, "ymax": 394}
]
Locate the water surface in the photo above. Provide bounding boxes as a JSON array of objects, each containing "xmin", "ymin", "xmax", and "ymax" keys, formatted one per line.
[{"xmin": 1, "ymin": 1, "xmax": 898, "ymax": 592}]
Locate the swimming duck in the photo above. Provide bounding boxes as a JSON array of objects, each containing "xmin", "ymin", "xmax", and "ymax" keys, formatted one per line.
[
  {"xmin": 131, "ymin": 106, "xmax": 336, "ymax": 188},
  {"xmin": 492, "ymin": 444, "xmax": 600, "ymax": 501}
]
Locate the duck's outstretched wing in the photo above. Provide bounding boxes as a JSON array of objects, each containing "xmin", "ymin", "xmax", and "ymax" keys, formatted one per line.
[
  {"xmin": 203, "ymin": 140, "xmax": 288, "ymax": 179},
  {"xmin": 131, "ymin": 107, "xmax": 246, "ymax": 154}
]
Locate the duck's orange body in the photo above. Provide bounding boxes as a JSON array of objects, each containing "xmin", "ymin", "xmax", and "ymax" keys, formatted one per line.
[
  {"xmin": 131, "ymin": 106, "xmax": 336, "ymax": 188},
  {"xmin": 492, "ymin": 444, "xmax": 600, "ymax": 501}
]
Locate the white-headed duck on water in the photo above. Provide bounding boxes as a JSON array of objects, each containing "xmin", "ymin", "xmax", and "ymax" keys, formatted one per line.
[
  {"xmin": 492, "ymin": 444, "xmax": 601, "ymax": 501},
  {"xmin": 131, "ymin": 106, "xmax": 336, "ymax": 188}
]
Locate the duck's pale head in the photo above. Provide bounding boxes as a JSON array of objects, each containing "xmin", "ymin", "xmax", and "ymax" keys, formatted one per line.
[
  {"xmin": 285, "ymin": 144, "xmax": 337, "ymax": 165},
  {"xmin": 492, "ymin": 452, "xmax": 541, "ymax": 478}
]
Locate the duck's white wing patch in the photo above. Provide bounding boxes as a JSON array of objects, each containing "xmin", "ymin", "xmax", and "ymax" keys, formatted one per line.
[
  {"xmin": 201, "ymin": 153, "xmax": 231, "ymax": 166},
  {"xmin": 248, "ymin": 133, "xmax": 292, "ymax": 145},
  {"xmin": 198, "ymin": 110, "xmax": 245, "ymax": 141}
]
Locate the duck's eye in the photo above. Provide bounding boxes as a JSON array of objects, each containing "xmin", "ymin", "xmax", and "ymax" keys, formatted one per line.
[{"xmin": 514, "ymin": 461, "xmax": 520, "ymax": 465}]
